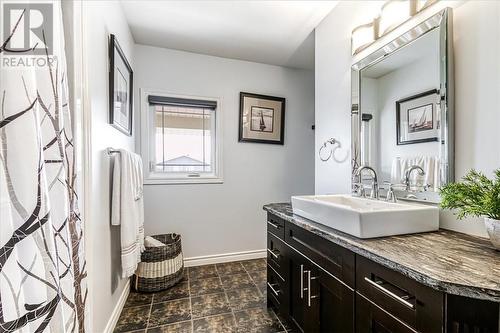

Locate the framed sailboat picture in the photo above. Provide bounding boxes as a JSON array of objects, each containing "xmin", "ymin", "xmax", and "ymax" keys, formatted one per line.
[
  {"xmin": 396, "ymin": 89, "xmax": 439, "ymax": 145},
  {"xmin": 109, "ymin": 34, "xmax": 133, "ymax": 136},
  {"xmin": 239, "ymin": 92, "xmax": 285, "ymax": 145}
]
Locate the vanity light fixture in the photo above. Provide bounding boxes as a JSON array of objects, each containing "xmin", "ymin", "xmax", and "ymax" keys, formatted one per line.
[
  {"xmin": 351, "ymin": 0, "xmax": 437, "ymax": 55},
  {"xmin": 378, "ymin": 0, "xmax": 415, "ymax": 37},
  {"xmin": 351, "ymin": 21, "xmax": 377, "ymax": 55},
  {"xmin": 416, "ymin": 0, "xmax": 437, "ymax": 12}
]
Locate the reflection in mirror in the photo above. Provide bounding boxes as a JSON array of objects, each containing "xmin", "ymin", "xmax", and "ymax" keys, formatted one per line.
[
  {"xmin": 351, "ymin": 8, "xmax": 453, "ymax": 204},
  {"xmin": 361, "ymin": 28, "xmax": 440, "ymax": 190}
]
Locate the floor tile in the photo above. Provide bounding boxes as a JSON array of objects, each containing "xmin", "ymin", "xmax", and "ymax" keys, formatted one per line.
[
  {"xmin": 241, "ymin": 259, "xmax": 266, "ymax": 272},
  {"xmin": 147, "ymin": 320, "xmax": 192, "ymax": 333},
  {"xmin": 249, "ymin": 270, "xmax": 266, "ymax": 284},
  {"xmin": 114, "ymin": 305, "xmax": 150, "ymax": 333},
  {"xmin": 189, "ymin": 264, "xmax": 218, "ymax": 280},
  {"xmin": 216, "ymin": 261, "xmax": 246, "ymax": 276},
  {"xmin": 234, "ymin": 307, "xmax": 284, "ymax": 333},
  {"xmin": 191, "ymin": 292, "xmax": 231, "ymax": 319},
  {"xmin": 116, "ymin": 261, "xmax": 279, "ymax": 333},
  {"xmin": 124, "ymin": 291, "xmax": 153, "ymax": 308},
  {"xmin": 221, "ymin": 273, "xmax": 255, "ymax": 291},
  {"xmin": 189, "ymin": 276, "xmax": 223, "ymax": 296},
  {"xmin": 193, "ymin": 313, "xmax": 237, "ymax": 332},
  {"xmin": 148, "ymin": 298, "xmax": 191, "ymax": 328},
  {"xmin": 226, "ymin": 286, "xmax": 265, "ymax": 311},
  {"xmin": 153, "ymin": 282, "xmax": 189, "ymax": 303},
  {"xmin": 256, "ymin": 280, "xmax": 267, "ymax": 296},
  {"xmin": 180, "ymin": 269, "xmax": 189, "ymax": 282}
]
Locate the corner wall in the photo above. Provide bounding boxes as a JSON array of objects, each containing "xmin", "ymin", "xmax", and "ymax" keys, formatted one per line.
[
  {"xmin": 83, "ymin": 2, "xmax": 135, "ymax": 332},
  {"xmin": 134, "ymin": 45, "xmax": 315, "ymax": 260},
  {"xmin": 315, "ymin": 1, "xmax": 500, "ymax": 236}
]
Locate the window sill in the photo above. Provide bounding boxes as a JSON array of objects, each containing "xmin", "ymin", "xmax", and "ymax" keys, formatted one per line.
[{"xmin": 144, "ymin": 177, "xmax": 224, "ymax": 185}]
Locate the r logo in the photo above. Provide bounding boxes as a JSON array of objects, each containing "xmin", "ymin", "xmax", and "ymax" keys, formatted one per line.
[{"xmin": 3, "ymin": 3, "xmax": 53, "ymax": 55}]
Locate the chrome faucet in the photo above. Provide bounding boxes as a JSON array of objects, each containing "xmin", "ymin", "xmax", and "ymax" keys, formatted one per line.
[
  {"xmin": 355, "ymin": 166, "xmax": 379, "ymax": 199},
  {"xmin": 404, "ymin": 165, "xmax": 425, "ymax": 191}
]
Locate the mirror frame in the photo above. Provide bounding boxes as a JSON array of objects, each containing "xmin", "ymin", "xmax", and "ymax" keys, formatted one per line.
[{"xmin": 351, "ymin": 8, "xmax": 454, "ymax": 203}]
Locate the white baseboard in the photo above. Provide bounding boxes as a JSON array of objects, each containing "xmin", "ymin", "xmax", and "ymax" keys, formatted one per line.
[
  {"xmin": 184, "ymin": 249, "xmax": 266, "ymax": 267},
  {"xmin": 103, "ymin": 279, "xmax": 130, "ymax": 333}
]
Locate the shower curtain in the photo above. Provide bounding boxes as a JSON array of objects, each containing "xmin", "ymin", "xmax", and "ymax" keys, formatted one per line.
[{"xmin": 0, "ymin": 1, "xmax": 87, "ymax": 332}]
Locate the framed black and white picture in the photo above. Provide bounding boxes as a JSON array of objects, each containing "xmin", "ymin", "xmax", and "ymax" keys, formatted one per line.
[
  {"xmin": 239, "ymin": 92, "xmax": 285, "ymax": 144},
  {"xmin": 109, "ymin": 34, "xmax": 133, "ymax": 136},
  {"xmin": 396, "ymin": 89, "xmax": 439, "ymax": 145}
]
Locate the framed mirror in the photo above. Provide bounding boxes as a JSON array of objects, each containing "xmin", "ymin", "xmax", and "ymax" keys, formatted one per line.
[{"xmin": 351, "ymin": 8, "xmax": 454, "ymax": 204}]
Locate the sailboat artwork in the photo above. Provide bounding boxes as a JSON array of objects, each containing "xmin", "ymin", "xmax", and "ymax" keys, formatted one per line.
[
  {"xmin": 239, "ymin": 92, "xmax": 285, "ymax": 145},
  {"xmin": 408, "ymin": 103, "xmax": 433, "ymax": 133},
  {"xmin": 396, "ymin": 89, "xmax": 439, "ymax": 145},
  {"xmin": 250, "ymin": 106, "xmax": 274, "ymax": 132}
]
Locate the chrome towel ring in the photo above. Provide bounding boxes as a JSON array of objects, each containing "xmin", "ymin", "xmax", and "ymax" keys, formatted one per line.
[{"xmin": 319, "ymin": 138, "xmax": 348, "ymax": 163}]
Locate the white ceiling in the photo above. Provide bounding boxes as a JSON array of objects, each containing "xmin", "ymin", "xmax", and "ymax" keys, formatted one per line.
[{"xmin": 121, "ymin": 1, "xmax": 338, "ymax": 70}]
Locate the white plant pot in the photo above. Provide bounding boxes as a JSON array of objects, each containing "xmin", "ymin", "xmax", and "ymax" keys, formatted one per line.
[{"xmin": 484, "ymin": 218, "xmax": 500, "ymax": 250}]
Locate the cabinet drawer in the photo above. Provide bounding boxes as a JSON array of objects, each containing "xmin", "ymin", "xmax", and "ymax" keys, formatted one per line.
[
  {"xmin": 356, "ymin": 255, "xmax": 443, "ymax": 332},
  {"xmin": 267, "ymin": 265, "xmax": 286, "ymax": 312},
  {"xmin": 267, "ymin": 213, "xmax": 285, "ymax": 240},
  {"xmin": 285, "ymin": 221, "xmax": 355, "ymax": 287},
  {"xmin": 356, "ymin": 293, "xmax": 417, "ymax": 333},
  {"xmin": 267, "ymin": 232, "xmax": 286, "ymax": 278}
]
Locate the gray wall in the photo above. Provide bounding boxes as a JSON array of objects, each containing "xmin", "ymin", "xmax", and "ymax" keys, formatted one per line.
[
  {"xmin": 134, "ymin": 45, "xmax": 315, "ymax": 260},
  {"xmin": 315, "ymin": 1, "xmax": 500, "ymax": 236},
  {"xmin": 84, "ymin": 2, "xmax": 136, "ymax": 332}
]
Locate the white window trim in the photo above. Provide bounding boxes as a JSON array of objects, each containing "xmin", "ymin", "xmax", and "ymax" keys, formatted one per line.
[{"xmin": 140, "ymin": 89, "xmax": 223, "ymax": 185}]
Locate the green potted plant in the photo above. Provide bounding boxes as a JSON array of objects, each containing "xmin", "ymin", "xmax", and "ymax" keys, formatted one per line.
[{"xmin": 440, "ymin": 169, "xmax": 500, "ymax": 250}]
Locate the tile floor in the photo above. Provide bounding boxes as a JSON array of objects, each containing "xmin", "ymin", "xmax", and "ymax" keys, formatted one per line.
[{"xmin": 114, "ymin": 258, "xmax": 292, "ymax": 333}]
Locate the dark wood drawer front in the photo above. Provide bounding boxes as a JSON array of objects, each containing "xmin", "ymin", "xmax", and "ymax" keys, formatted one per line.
[
  {"xmin": 267, "ymin": 213, "xmax": 285, "ymax": 240},
  {"xmin": 446, "ymin": 294, "xmax": 499, "ymax": 333},
  {"xmin": 356, "ymin": 293, "xmax": 416, "ymax": 333},
  {"xmin": 356, "ymin": 255, "xmax": 443, "ymax": 332},
  {"xmin": 285, "ymin": 221, "xmax": 355, "ymax": 287},
  {"xmin": 267, "ymin": 232, "xmax": 286, "ymax": 278},
  {"xmin": 267, "ymin": 265, "xmax": 286, "ymax": 312}
]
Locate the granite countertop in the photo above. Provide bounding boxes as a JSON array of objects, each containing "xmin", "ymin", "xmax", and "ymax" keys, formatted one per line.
[{"xmin": 264, "ymin": 202, "xmax": 500, "ymax": 302}]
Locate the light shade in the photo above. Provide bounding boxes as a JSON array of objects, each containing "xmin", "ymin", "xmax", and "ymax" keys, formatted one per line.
[
  {"xmin": 379, "ymin": 0, "xmax": 413, "ymax": 36},
  {"xmin": 352, "ymin": 22, "xmax": 376, "ymax": 55},
  {"xmin": 416, "ymin": 0, "xmax": 437, "ymax": 13}
]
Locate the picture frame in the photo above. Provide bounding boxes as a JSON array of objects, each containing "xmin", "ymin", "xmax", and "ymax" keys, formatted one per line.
[
  {"xmin": 109, "ymin": 34, "xmax": 133, "ymax": 136},
  {"xmin": 239, "ymin": 92, "xmax": 285, "ymax": 145},
  {"xmin": 396, "ymin": 89, "xmax": 439, "ymax": 145}
]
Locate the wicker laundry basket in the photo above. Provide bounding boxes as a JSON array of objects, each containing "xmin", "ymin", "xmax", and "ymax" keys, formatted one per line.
[{"xmin": 133, "ymin": 234, "xmax": 184, "ymax": 292}]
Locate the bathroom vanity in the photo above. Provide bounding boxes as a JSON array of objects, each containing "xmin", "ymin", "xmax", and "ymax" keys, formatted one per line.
[{"xmin": 264, "ymin": 203, "xmax": 500, "ymax": 333}]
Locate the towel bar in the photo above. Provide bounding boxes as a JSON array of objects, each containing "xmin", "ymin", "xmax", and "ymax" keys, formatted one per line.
[{"xmin": 106, "ymin": 147, "xmax": 120, "ymax": 155}]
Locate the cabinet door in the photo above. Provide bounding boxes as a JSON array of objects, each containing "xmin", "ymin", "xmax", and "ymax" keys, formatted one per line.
[
  {"xmin": 305, "ymin": 266, "xmax": 355, "ymax": 333},
  {"xmin": 356, "ymin": 293, "xmax": 416, "ymax": 333},
  {"xmin": 288, "ymin": 248, "xmax": 355, "ymax": 333},
  {"xmin": 288, "ymin": 249, "xmax": 309, "ymax": 331}
]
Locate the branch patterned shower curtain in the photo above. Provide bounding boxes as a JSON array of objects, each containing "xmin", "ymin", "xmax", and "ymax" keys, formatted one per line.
[{"xmin": 0, "ymin": 1, "xmax": 87, "ymax": 332}]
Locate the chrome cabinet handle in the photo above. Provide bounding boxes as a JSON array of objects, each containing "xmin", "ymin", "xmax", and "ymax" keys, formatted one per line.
[
  {"xmin": 267, "ymin": 220, "xmax": 280, "ymax": 229},
  {"xmin": 267, "ymin": 248, "xmax": 280, "ymax": 259},
  {"xmin": 267, "ymin": 282, "xmax": 281, "ymax": 296},
  {"xmin": 364, "ymin": 277, "xmax": 415, "ymax": 309},
  {"xmin": 300, "ymin": 264, "xmax": 304, "ymax": 299},
  {"xmin": 307, "ymin": 270, "xmax": 311, "ymax": 306},
  {"xmin": 307, "ymin": 270, "xmax": 319, "ymax": 307}
]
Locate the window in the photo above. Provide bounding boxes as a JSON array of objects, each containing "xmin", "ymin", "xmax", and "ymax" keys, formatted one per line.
[{"xmin": 142, "ymin": 92, "xmax": 222, "ymax": 184}]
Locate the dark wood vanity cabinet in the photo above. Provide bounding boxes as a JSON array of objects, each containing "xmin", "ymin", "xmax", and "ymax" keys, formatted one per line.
[
  {"xmin": 266, "ymin": 213, "xmax": 499, "ymax": 333},
  {"xmin": 287, "ymin": 246, "xmax": 355, "ymax": 332},
  {"xmin": 267, "ymin": 213, "xmax": 355, "ymax": 332}
]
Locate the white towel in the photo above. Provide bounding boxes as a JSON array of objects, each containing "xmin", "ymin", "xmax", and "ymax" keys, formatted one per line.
[
  {"xmin": 111, "ymin": 149, "xmax": 145, "ymax": 278},
  {"xmin": 391, "ymin": 156, "xmax": 440, "ymax": 190},
  {"xmin": 145, "ymin": 236, "xmax": 165, "ymax": 247}
]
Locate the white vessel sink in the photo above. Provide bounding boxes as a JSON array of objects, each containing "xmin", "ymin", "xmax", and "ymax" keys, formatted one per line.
[{"xmin": 291, "ymin": 194, "xmax": 439, "ymax": 238}]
